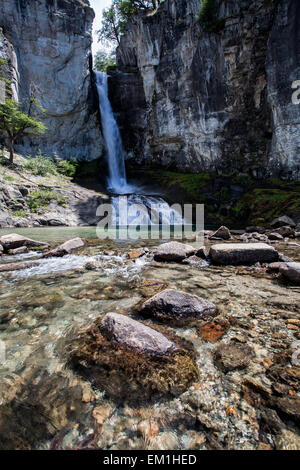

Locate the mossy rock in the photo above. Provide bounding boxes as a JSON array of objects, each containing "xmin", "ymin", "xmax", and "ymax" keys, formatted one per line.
[{"xmin": 68, "ymin": 318, "xmax": 199, "ymax": 403}]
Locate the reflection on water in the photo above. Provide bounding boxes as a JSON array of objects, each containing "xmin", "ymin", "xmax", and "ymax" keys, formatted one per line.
[{"xmin": 0, "ymin": 230, "xmax": 299, "ymax": 450}]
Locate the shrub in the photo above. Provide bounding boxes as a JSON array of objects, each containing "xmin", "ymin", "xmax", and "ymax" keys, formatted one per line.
[
  {"xmin": 27, "ymin": 189, "xmax": 66, "ymax": 212},
  {"xmin": 57, "ymin": 158, "xmax": 78, "ymax": 177},
  {"xmin": 24, "ymin": 153, "xmax": 58, "ymax": 177},
  {"xmin": 12, "ymin": 209, "xmax": 26, "ymax": 218},
  {"xmin": 198, "ymin": 0, "xmax": 217, "ymax": 24}
]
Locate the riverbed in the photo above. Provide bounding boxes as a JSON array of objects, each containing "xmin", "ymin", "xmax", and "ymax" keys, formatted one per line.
[{"xmin": 0, "ymin": 228, "xmax": 299, "ymax": 450}]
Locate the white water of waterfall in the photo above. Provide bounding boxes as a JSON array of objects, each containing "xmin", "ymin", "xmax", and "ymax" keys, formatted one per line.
[
  {"xmin": 95, "ymin": 70, "xmax": 185, "ymax": 230},
  {"xmin": 95, "ymin": 71, "xmax": 128, "ymax": 193}
]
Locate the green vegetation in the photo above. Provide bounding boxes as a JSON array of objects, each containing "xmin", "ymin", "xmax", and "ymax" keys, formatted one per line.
[
  {"xmin": 0, "ymin": 51, "xmax": 46, "ymax": 164},
  {"xmin": 143, "ymin": 168, "xmax": 300, "ymax": 226},
  {"xmin": 0, "ymin": 99, "xmax": 46, "ymax": 164},
  {"xmin": 27, "ymin": 189, "xmax": 66, "ymax": 212},
  {"xmin": 94, "ymin": 50, "xmax": 116, "ymax": 72},
  {"xmin": 198, "ymin": 0, "xmax": 217, "ymax": 24},
  {"xmin": 11, "ymin": 209, "xmax": 26, "ymax": 218},
  {"xmin": 24, "ymin": 152, "xmax": 78, "ymax": 177},
  {"xmin": 198, "ymin": 0, "xmax": 226, "ymax": 33},
  {"xmin": 24, "ymin": 152, "xmax": 58, "ymax": 176},
  {"xmin": 57, "ymin": 158, "xmax": 78, "ymax": 177},
  {"xmin": 98, "ymin": 1, "xmax": 163, "ymax": 46}
]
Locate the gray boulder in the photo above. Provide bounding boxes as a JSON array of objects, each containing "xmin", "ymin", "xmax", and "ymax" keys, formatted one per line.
[
  {"xmin": 0, "ymin": 243, "xmax": 3, "ymax": 255},
  {"xmin": 279, "ymin": 262, "xmax": 300, "ymax": 284},
  {"xmin": 271, "ymin": 216, "xmax": 296, "ymax": 228},
  {"xmin": 140, "ymin": 289, "xmax": 217, "ymax": 324},
  {"xmin": 210, "ymin": 243, "xmax": 279, "ymax": 265},
  {"xmin": 0, "ymin": 233, "xmax": 49, "ymax": 251},
  {"xmin": 246, "ymin": 226, "xmax": 265, "ymax": 234},
  {"xmin": 154, "ymin": 241, "xmax": 195, "ymax": 262},
  {"xmin": 209, "ymin": 226, "xmax": 232, "ymax": 240},
  {"xmin": 99, "ymin": 312, "xmax": 177, "ymax": 358},
  {"xmin": 43, "ymin": 237, "xmax": 85, "ymax": 258}
]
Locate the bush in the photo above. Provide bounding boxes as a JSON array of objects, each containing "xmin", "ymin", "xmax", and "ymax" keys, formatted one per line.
[
  {"xmin": 28, "ymin": 189, "xmax": 66, "ymax": 212},
  {"xmin": 11, "ymin": 209, "xmax": 26, "ymax": 218},
  {"xmin": 57, "ymin": 158, "xmax": 78, "ymax": 177},
  {"xmin": 198, "ymin": 0, "xmax": 217, "ymax": 24},
  {"xmin": 24, "ymin": 153, "xmax": 58, "ymax": 177}
]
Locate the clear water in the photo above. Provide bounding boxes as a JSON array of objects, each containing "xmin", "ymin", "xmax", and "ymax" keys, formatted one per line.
[{"xmin": 0, "ymin": 229, "xmax": 299, "ymax": 450}]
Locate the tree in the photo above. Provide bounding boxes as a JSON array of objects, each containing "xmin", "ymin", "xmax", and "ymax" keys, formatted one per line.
[
  {"xmin": 98, "ymin": 0, "xmax": 163, "ymax": 46},
  {"xmin": 94, "ymin": 49, "xmax": 116, "ymax": 72},
  {"xmin": 0, "ymin": 98, "xmax": 46, "ymax": 164}
]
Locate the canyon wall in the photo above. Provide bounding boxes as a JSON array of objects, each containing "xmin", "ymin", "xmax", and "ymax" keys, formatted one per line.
[
  {"xmin": 0, "ymin": 0, "xmax": 103, "ymax": 161},
  {"xmin": 109, "ymin": 0, "xmax": 300, "ymax": 178}
]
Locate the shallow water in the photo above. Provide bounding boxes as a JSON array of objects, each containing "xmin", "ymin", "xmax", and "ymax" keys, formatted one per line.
[{"xmin": 0, "ymin": 231, "xmax": 299, "ymax": 450}]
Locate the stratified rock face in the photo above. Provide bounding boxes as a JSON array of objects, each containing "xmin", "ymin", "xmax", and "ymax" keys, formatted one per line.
[
  {"xmin": 110, "ymin": 0, "xmax": 300, "ymax": 177},
  {"xmin": 0, "ymin": 0, "xmax": 103, "ymax": 161}
]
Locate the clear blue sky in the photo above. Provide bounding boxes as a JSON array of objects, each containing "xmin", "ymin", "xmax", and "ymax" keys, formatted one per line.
[{"xmin": 89, "ymin": 0, "xmax": 112, "ymax": 54}]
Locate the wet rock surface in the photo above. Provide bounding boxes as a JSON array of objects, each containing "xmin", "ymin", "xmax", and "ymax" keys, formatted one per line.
[
  {"xmin": 99, "ymin": 312, "xmax": 178, "ymax": 358},
  {"xmin": 140, "ymin": 289, "xmax": 217, "ymax": 325},
  {"xmin": 210, "ymin": 243, "xmax": 279, "ymax": 265},
  {"xmin": 0, "ymin": 231, "xmax": 299, "ymax": 450},
  {"xmin": 43, "ymin": 238, "xmax": 85, "ymax": 258},
  {"xmin": 279, "ymin": 262, "xmax": 300, "ymax": 284},
  {"xmin": 154, "ymin": 241, "xmax": 195, "ymax": 262},
  {"xmin": 214, "ymin": 342, "xmax": 256, "ymax": 372}
]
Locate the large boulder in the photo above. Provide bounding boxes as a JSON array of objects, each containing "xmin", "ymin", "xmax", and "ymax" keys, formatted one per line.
[
  {"xmin": 154, "ymin": 241, "xmax": 195, "ymax": 262},
  {"xmin": 271, "ymin": 216, "xmax": 296, "ymax": 228},
  {"xmin": 99, "ymin": 312, "xmax": 177, "ymax": 358},
  {"xmin": 0, "ymin": 233, "xmax": 49, "ymax": 251},
  {"xmin": 43, "ymin": 238, "xmax": 85, "ymax": 258},
  {"xmin": 279, "ymin": 262, "xmax": 300, "ymax": 284},
  {"xmin": 209, "ymin": 226, "xmax": 232, "ymax": 240},
  {"xmin": 210, "ymin": 243, "xmax": 279, "ymax": 265},
  {"xmin": 140, "ymin": 289, "xmax": 217, "ymax": 324}
]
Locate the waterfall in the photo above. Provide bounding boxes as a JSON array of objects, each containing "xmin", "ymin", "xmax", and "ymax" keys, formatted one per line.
[{"xmin": 95, "ymin": 71, "xmax": 128, "ymax": 193}]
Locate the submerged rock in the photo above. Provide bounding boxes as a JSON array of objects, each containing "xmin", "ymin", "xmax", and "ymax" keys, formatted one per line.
[
  {"xmin": 279, "ymin": 262, "xmax": 300, "ymax": 284},
  {"xmin": 69, "ymin": 314, "xmax": 199, "ymax": 401},
  {"xmin": 140, "ymin": 289, "xmax": 217, "ymax": 325},
  {"xmin": 0, "ymin": 261, "xmax": 38, "ymax": 272},
  {"xmin": 0, "ymin": 233, "xmax": 49, "ymax": 251},
  {"xmin": 99, "ymin": 312, "xmax": 178, "ymax": 358},
  {"xmin": 43, "ymin": 238, "xmax": 85, "ymax": 258},
  {"xmin": 154, "ymin": 241, "xmax": 195, "ymax": 262},
  {"xmin": 210, "ymin": 243, "xmax": 279, "ymax": 265},
  {"xmin": 213, "ymin": 342, "xmax": 255, "ymax": 372},
  {"xmin": 209, "ymin": 226, "xmax": 232, "ymax": 240}
]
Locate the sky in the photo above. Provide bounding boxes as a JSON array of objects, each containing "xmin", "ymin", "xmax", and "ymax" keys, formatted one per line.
[{"xmin": 89, "ymin": 0, "xmax": 112, "ymax": 55}]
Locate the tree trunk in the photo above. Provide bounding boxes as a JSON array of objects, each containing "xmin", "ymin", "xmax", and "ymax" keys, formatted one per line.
[{"xmin": 9, "ymin": 139, "xmax": 14, "ymax": 164}]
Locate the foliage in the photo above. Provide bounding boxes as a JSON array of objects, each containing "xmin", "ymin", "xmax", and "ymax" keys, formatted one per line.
[
  {"xmin": 57, "ymin": 158, "xmax": 78, "ymax": 177},
  {"xmin": 24, "ymin": 152, "xmax": 58, "ymax": 176},
  {"xmin": 98, "ymin": 0, "xmax": 163, "ymax": 46},
  {"xmin": 198, "ymin": 0, "xmax": 217, "ymax": 24},
  {"xmin": 11, "ymin": 209, "xmax": 26, "ymax": 218},
  {"xmin": 94, "ymin": 50, "xmax": 116, "ymax": 72},
  {"xmin": 27, "ymin": 189, "xmax": 66, "ymax": 212},
  {"xmin": 0, "ymin": 98, "xmax": 46, "ymax": 163}
]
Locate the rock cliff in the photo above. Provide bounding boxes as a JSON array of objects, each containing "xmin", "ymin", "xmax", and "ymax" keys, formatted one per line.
[
  {"xmin": 109, "ymin": 0, "xmax": 300, "ymax": 178},
  {"xmin": 0, "ymin": 0, "xmax": 103, "ymax": 161}
]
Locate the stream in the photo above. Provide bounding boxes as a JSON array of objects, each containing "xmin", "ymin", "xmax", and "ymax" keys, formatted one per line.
[{"xmin": 0, "ymin": 227, "xmax": 299, "ymax": 450}]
